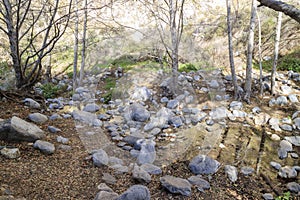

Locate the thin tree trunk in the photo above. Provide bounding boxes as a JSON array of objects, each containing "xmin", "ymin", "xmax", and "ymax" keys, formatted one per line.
[
  {"xmin": 256, "ymin": 9, "xmax": 263, "ymax": 96},
  {"xmin": 73, "ymin": 0, "xmax": 79, "ymax": 91},
  {"xmin": 45, "ymin": 52, "xmax": 52, "ymax": 82},
  {"xmin": 79, "ymin": 0, "xmax": 88, "ymax": 87},
  {"xmin": 3, "ymin": 0, "xmax": 24, "ymax": 87},
  {"xmin": 271, "ymin": 12, "xmax": 282, "ymax": 95},
  {"xmin": 244, "ymin": 0, "xmax": 257, "ymax": 103},
  {"xmin": 226, "ymin": 0, "xmax": 238, "ymax": 100},
  {"xmin": 170, "ymin": 0, "xmax": 179, "ymax": 72}
]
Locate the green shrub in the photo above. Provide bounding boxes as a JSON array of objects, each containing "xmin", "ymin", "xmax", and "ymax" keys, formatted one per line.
[
  {"xmin": 0, "ymin": 62, "xmax": 10, "ymax": 76},
  {"xmin": 275, "ymin": 191, "xmax": 290, "ymax": 200},
  {"xmin": 178, "ymin": 63, "xmax": 199, "ymax": 72},
  {"xmin": 40, "ymin": 83, "xmax": 60, "ymax": 99}
]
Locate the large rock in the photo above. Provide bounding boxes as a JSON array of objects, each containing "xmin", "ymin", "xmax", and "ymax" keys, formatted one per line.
[
  {"xmin": 287, "ymin": 182, "xmax": 300, "ymax": 193},
  {"xmin": 187, "ymin": 175, "xmax": 210, "ymax": 192},
  {"xmin": 167, "ymin": 99, "xmax": 179, "ymax": 109},
  {"xmin": 95, "ymin": 191, "xmax": 119, "ymax": 200},
  {"xmin": 0, "ymin": 147, "xmax": 20, "ymax": 159},
  {"xmin": 278, "ymin": 140, "xmax": 293, "ymax": 159},
  {"xmin": 276, "ymin": 96, "xmax": 288, "ymax": 106},
  {"xmin": 143, "ymin": 108, "xmax": 174, "ymax": 131},
  {"xmin": 23, "ymin": 98, "xmax": 41, "ymax": 109},
  {"xmin": 33, "ymin": 140, "xmax": 55, "ymax": 154},
  {"xmin": 72, "ymin": 110, "xmax": 102, "ymax": 127},
  {"xmin": 137, "ymin": 139, "xmax": 156, "ymax": 165},
  {"xmin": 209, "ymin": 107, "xmax": 228, "ymax": 120},
  {"xmin": 0, "ymin": 116, "xmax": 45, "ymax": 142},
  {"xmin": 225, "ymin": 165, "xmax": 238, "ymax": 182},
  {"xmin": 132, "ymin": 164, "xmax": 151, "ymax": 183},
  {"xmin": 229, "ymin": 101, "xmax": 243, "ymax": 110},
  {"xmin": 92, "ymin": 149, "xmax": 109, "ymax": 167},
  {"xmin": 294, "ymin": 117, "xmax": 300, "ymax": 130},
  {"xmin": 126, "ymin": 103, "xmax": 150, "ymax": 122},
  {"xmin": 28, "ymin": 113, "xmax": 48, "ymax": 124},
  {"xmin": 83, "ymin": 103, "xmax": 100, "ymax": 113},
  {"xmin": 284, "ymin": 136, "xmax": 300, "ymax": 147},
  {"xmin": 141, "ymin": 163, "xmax": 162, "ymax": 175},
  {"xmin": 131, "ymin": 86, "xmax": 152, "ymax": 102},
  {"xmin": 160, "ymin": 175, "xmax": 192, "ymax": 196},
  {"xmin": 254, "ymin": 113, "xmax": 270, "ymax": 126},
  {"xmin": 117, "ymin": 185, "xmax": 150, "ymax": 200},
  {"xmin": 278, "ymin": 166, "xmax": 298, "ymax": 179},
  {"xmin": 189, "ymin": 155, "xmax": 220, "ymax": 175},
  {"xmin": 288, "ymin": 94, "xmax": 299, "ymax": 103}
]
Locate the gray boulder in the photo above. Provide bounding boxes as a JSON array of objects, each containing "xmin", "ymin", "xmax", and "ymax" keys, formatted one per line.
[
  {"xmin": 209, "ymin": 107, "xmax": 228, "ymax": 121},
  {"xmin": 167, "ymin": 99, "xmax": 179, "ymax": 109},
  {"xmin": 270, "ymin": 161, "xmax": 281, "ymax": 170},
  {"xmin": 137, "ymin": 139, "xmax": 156, "ymax": 165},
  {"xmin": 33, "ymin": 140, "xmax": 55, "ymax": 154},
  {"xmin": 83, "ymin": 103, "xmax": 100, "ymax": 113},
  {"xmin": 123, "ymin": 134, "xmax": 144, "ymax": 147},
  {"xmin": 287, "ymin": 182, "xmax": 300, "ymax": 193},
  {"xmin": 23, "ymin": 98, "xmax": 41, "ymax": 109},
  {"xmin": 73, "ymin": 110, "xmax": 102, "ymax": 127},
  {"xmin": 132, "ymin": 164, "xmax": 151, "ymax": 183},
  {"xmin": 254, "ymin": 113, "xmax": 270, "ymax": 126},
  {"xmin": 229, "ymin": 101, "xmax": 243, "ymax": 110},
  {"xmin": 241, "ymin": 166, "xmax": 255, "ymax": 175},
  {"xmin": 75, "ymin": 87, "xmax": 89, "ymax": 93},
  {"xmin": 276, "ymin": 96, "xmax": 288, "ymax": 106},
  {"xmin": 278, "ymin": 166, "xmax": 298, "ymax": 178},
  {"xmin": 144, "ymin": 108, "xmax": 174, "ymax": 131},
  {"xmin": 281, "ymin": 85, "xmax": 293, "ymax": 95},
  {"xmin": 131, "ymin": 86, "xmax": 152, "ymax": 102},
  {"xmin": 92, "ymin": 149, "xmax": 109, "ymax": 167},
  {"xmin": 262, "ymin": 193, "xmax": 274, "ymax": 200},
  {"xmin": 288, "ymin": 94, "xmax": 299, "ymax": 103},
  {"xmin": 284, "ymin": 136, "xmax": 300, "ymax": 147},
  {"xmin": 225, "ymin": 165, "xmax": 238, "ymax": 182},
  {"xmin": 189, "ymin": 155, "xmax": 220, "ymax": 175},
  {"xmin": 48, "ymin": 126, "xmax": 61, "ymax": 133},
  {"xmin": 280, "ymin": 124, "xmax": 293, "ymax": 132},
  {"xmin": 269, "ymin": 117, "xmax": 281, "ymax": 131},
  {"xmin": 95, "ymin": 191, "xmax": 118, "ymax": 200},
  {"xmin": 169, "ymin": 116, "xmax": 183, "ymax": 128},
  {"xmin": 127, "ymin": 103, "xmax": 150, "ymax": 122},
  {"xmin": 117, "ymin": 185, "xmax": 150, "ymax": 200},
  {"xmin": 0, "ymin": 116, "xmax": 45, "ymax": 142},
  {"xmin": 278, "ymin": 140, "xmax": 293, "ymax": 159},
  {"xmin": 160, "ymin": 175, "xmax": 192, "ymax": 196},
  {"xmin": 294, "ymin": 117, "xmax": 300, "ymax": 130},
  {"xmin": 0, "ymin": 147, "xmax": 20, "ymax": 159},
  {"xmin": 187, "ymin": 175, "xmax": 210, "ymax": 192},
  {"xmin": 141, "ymin": 163, "xmax": 162, "ymax": 175},
  {"xmin": 209, "ymin": 80, "xmax": 219, "ymax": 89},
  {"xmin": 28, "ymin": 113, "xmax": 48, "ymax": 124}
]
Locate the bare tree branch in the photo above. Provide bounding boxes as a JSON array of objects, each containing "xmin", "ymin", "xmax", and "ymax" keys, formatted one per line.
[{"xmin": 257, "ymin": 0, "xmax": 300, "ymax": 23}]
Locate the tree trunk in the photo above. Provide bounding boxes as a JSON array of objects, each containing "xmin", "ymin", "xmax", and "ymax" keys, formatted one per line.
[
  {"xmin": 45, "ymin": 53, "xmax": 52, "ymax": 82},
  {"xmin": 226, "ymin": 0, "xmax": 238, "ymax": 100},
  {"xmin": 169, "ymin": 0, "xmax": 179, "ymax": 72},
  {"xmin": 79, "ymin": 0, "xmax": 88, "ymax": 87},
  {"xmin": 244, "ymin": 0, "xmax": 257, "ymax": 103},
  {"xmin": 257, "ymin": 0, "xmax": 300, "ymax": 23},
  {"xmin": 3, "ymin": 0, "xmax": 24, "ymax": 88},
  {"xmin": 256, "ymin": 9, "xmax": 263, "ymax": 96},
  {"xmin": 271, "ymin": 12, "xmax": 282, "ymax": 95},
  {"xmin": 73, "ymin": 0, "xmax": 79, "ymax": 91}
]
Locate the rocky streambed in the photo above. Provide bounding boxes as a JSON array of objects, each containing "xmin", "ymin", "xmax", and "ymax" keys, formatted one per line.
[{"xmin": 0, "ymin": 67, "xmax": 299, "ymax": 199}]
